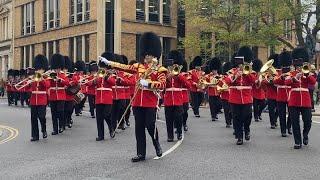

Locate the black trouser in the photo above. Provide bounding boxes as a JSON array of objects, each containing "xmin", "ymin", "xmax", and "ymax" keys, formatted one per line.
[
  {"xmin": 289, "ymin": 106, "xmax": 312, "ymax": 145},
  {"xmin": 277, "ymin": 102, "xmax": 292, "ymax": 134},
  {"xmin": 7, "ymin": 91, "xmax": 13, "ymax": 105},
  {"xmin": 209, "ymin": 96, "xmax": 220, "ymax": 119},
  {"xmin": 31, "ymin": 105, "xmax": 47, "ymax": 139},
  {"xmin": 253, "ymin": 98, "xmax": 266, "ymax": 120},
  {"xmin": 96, "ymin": 104, "xmax": 112, "ymax": 139},
  {"xmin": 221, "ymin": 99, "xmax": 232, "ymax": 125},
  {"xmin": 111, "ymin": 99, "xmax": 127, "ymax": 130},
  {"xmin": 165, "ymin": 105, "xmax": 183, "ymax": 139},
  {"xmin": 13, "ymin": 92, "xmax": 19, "ymax": 105},
  {"xmin": 309, "ymin": 89, "xmax": 314, "ymax": 109},
  {"xmin": 267, "ymin": 99, "xmax": 278, "ymax": 126},
  {"xmin": 88, "ymin": 94, "xmax": 96, "ymax": 116},
  {"xmin": 182, "ymin": 102, "xmax": 189, "ymax": 127},
  {"xmin": 64, "ymin": 101, "xmax": 74, "ymax": 126},
  {"xmin": 50, "ymin": 101, "xmax": 65, "ymax": 133},
  {"xmin": 133, "ymin": 107, "xmax": 159, "ymax": 157},
  {"xmin": 190, "ymin": 91, "xmax": 203, "ymax": 115},
  {"xmin": 231, "ymin": 103, "xmax": 252, "ymax": 139},
  {"xmin": 20, "ymin": 92, "xmax": 28, "ymax": 106},
  {"xmin": 125, "ymin": 99, "xmax": 131, "ymax": 123}
]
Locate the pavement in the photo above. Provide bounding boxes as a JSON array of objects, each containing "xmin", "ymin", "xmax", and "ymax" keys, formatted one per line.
[{"xmin": 1, "ymin": 98, "xmax": 320, "ymax": 179}]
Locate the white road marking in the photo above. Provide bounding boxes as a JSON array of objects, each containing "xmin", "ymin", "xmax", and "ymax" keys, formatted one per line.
[{"xmin": 313, "ymin": 121, "xmax": 320, "ymax": 124}]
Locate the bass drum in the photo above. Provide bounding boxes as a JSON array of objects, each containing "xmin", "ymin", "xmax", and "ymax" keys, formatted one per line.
[{"xmin": 74, "ymin": 92, "xmax": 85, "ymax": 104}]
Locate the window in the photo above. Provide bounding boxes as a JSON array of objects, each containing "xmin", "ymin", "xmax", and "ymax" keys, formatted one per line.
[
  {"xmin": 163, "ymin": 37, "xmax": 171, "ymax": 61},
  {"xmin": 149, "ymin": 0, "xmax": 159, "ymax": 23},
  {"xmin": 44, "ymin": 0, "xmax": 60, "ymax": 30},
  {"xmin": 69, "ymin": 35, "xmax": 90, "ymax": 62},
  {"xmin": 105, "ymin": 0, "xmax": 114, "ymax": 52},
  {"xmin": 20, "ymin": 47, "xmax": 24, "ymax": 69},
  {"xmin": 48, "ymin": 41, "xmax": 54, "ymax": 60},
  {"xmin": 136, "ymin": 34, "xmax": 141, "ymax": 61},
  {"xmin": 70, "ymin": 0, "xmax": 90, "ymax": 24},
  {"xmin": 284, "ymin": 19, "xmax": 292, "ymax": 40},
  {"xmin": 21, "ymin": 2, "xmax": 35, "ymax": 35},
  {"xmin": 163, "ymin": 0, "xmax": 171, "ymax": 24},
  {"xmin": 20, "ymin": 45, "xmax": 35, "ymax": 68},
  {"xmin": 25, "ymin": 46, "xmax": 30, "ymax": 68},
  {"xmin": 136, "ymin": 0, "xmax": 145, "ymax": 21}
]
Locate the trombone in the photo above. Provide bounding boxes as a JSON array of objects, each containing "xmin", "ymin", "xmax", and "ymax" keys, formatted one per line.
[{"xmin": 168, "ymin": 64, "xmax": 183, "ymax": 76}]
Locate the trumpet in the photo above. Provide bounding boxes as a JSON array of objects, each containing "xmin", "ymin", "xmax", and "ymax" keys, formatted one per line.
[
  {"xmin": 242, "ymin": 63, "xmax": 252, "ymax": 75},
  {"xmin": 168, "ymin": 64, "xmax": 183, "ymax": 76}
]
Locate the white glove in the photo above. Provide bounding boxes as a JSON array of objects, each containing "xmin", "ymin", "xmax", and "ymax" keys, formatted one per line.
[
  {"xmin": 140, "ymin": 79, "xmax": 149, "ymax": 87},
  {"xmin": 98, "ymin": 56, "xmax": 111, "ymax": 65}
]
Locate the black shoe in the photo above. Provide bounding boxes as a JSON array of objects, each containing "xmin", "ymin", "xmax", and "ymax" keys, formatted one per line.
[
  {"xmin": 30, "ymin": 137, "xmax": 39, "ymax": 142},
  {"xmin": 96, "ymin": 137, "xmax": 104, "ymax": 141},
  {"xmin": 43, "ymin": 132, "xmax": 48, "ymax": 139},
  {"xmin": 110, "ymin": 130, "xmax": 115, "ymax": 139},
  {"xmin": 131, "ymin": 155, "xmax": 145, "ymax": 163},
  {"xmin": 236, "ymin": 139, "xmax": 243, "ymax": 145},
  {"xmin": 212, "ymin": 118, "xmax": 216, "ymax": 121},
  {"xmin": 271, "ymin": 125, "xmax": 276, "ymax": 129},
  {"xmin": 51, "ymin": 131, "xmax": 58, "ymax": 135},
  {"xmin": 79, "ymin": 111, "xmax": 82, "ymax": 115},
  {"xmin": 75, "ymin": 114, "xmax": 80, "ymax": 116},
  {"xmin": 226, "ymin": 124, "xmax": 231, "ymax": 128},
  {"xmin": 275, "ymin": 123, "xmax": 278, "ymax": 127},
  {"xmin": 67, "ymin": 124, "xmax": 72, "ymax": 128},
  {"xmin": 126, "ymin": 121, "xmax": 130, "ymax": 127},
  {"xmin": 59, "ymin": 128, "xmax": 64, "ymax": 133},
  {"xmin": 281, "ymin": 133, "xmax": 287, "ymax": 137},
  {"xmin": 70, "ymin": 120, "xmax": 73, "ymax": 124},
  {"xmin": 294, "ymin": 144, "xmax": 302, "ymax": 149},
  {"xmin": 195, "ymin": 114, "xmax": 200, "ymax": 118},
  {"xmin": 183, "ymin": 126, "xmax": 188, "ymax": 131},
  {"xmin": 258, "ymin": 116, "xmax": 262, "ymax": 120},
  {"xmin": 120, "ymin": 124, "xmax": 126, "ymax": 130},
  {"xmin": 245, "ymin": 133, "xmax": 250, "ymax": 141},
  {"xmin": 154, "ymin": 141, "xmax": 162, "ymax": 157},
  {"xmin": 91, "ymin": 115, "xmax": 95, "ymax": 118},
  {"xmin": 255, "ymin": 118, "xmax": 259, "ymax": 122},
  {"xmin": 167, "ymin": 138, "xmax": 174, "ymax": 142},
  {"xmin": 288, "ymin": 129, "xmax": 292, "ymax": 135},
  {"xmin": 177, "ymin": 133, "xmax": 182, "ymax": 140},
  {"xmin": 303, "ymin": 137, "xmax": 309, "ymax": 145}
]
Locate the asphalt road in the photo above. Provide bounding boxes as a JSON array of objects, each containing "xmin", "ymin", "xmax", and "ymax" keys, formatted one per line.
[{"xmin": 0, "ymin": 99, "xmax": 320, "ymax": 180}]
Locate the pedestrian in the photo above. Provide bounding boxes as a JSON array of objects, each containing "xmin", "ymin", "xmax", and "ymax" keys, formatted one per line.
[{"xmin": 0, "ymin": 78, "xmax": 5, "ymax": 97}]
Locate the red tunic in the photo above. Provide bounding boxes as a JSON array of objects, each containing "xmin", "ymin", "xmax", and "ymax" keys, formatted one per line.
[
  {"xmin": 85, "ymin": 75, "xmax": 96, "ymax": 95},
  {"xmin": 273, "ymin": 73, "xmax": 291, "ymax": 102},
  {"xmin": 29, "ymin": 80, "xmax": 50, "ymax": 106},
  {"xmin": 113, "ymin": 71, "xmax": 136, "ymax": 100},
  {"xmin": 188, "ymin": 69, "xmax": 205, "ymax": 92},
  {"xmin": 95, "ymin": 76, "xmax": 116, "ymax": 105},
  {"xmin": 226, "ymin": 69, "xmax": 256, "ymax": 104},
  {"xmin": 219, "ymin": 76, "xmax": 230, "ymax": 101},
  {"xmin": 206, "ymin": 72, "xmax": 220, "ymax": 96},
  {"xmin": 285, "ymin": 72, "xmax": 316, "ymax": 108},
  {"xmin": 48, "ymin": 72, "xmax": 69, "ymax": 101},
  {"xmin": 164, "ymin": 74, "xmax": 189, "ymax": 106},
  {"xmin": 261, "ymin": 76, "xmax": 277, "ymax": 100}
]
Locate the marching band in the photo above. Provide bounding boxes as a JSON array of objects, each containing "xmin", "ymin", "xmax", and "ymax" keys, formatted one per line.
[{"xmin": 3, "ymin": 32, "xmax": 318, "ymax": 161}]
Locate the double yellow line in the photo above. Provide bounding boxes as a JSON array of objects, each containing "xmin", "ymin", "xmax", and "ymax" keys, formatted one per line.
[{"xmin": 0, "ymin": 125, "xmax": 19, "ymax": 145}]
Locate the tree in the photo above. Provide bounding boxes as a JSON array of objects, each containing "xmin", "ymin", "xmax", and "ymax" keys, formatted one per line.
[{"xmin": 182, "ymin": 0, "xmax": 299, "ymax": 61}]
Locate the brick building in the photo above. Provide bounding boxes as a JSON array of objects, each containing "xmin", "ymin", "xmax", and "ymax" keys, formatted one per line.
[
  {"xmin": 0, "ymin": 0, "xmax": 13, "ymax": 79},
  {"xmin": 13, "ymin": 0, "xmax": 178, "ymax": 69}
]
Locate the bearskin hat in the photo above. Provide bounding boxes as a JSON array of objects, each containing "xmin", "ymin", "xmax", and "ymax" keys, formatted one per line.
[
  {"xmin": 7, "ymin": 69, "xmax": 14, "ymax": 77},
  {"xmin": 34, "ymin": 54, "xmax": 48, "ymax": 71},
  {"xmin": 64, "ymin": 56, "xmax": 74, "ymax": 72},
  {"xmin": 252, "ymin": 59, "xmax": 263, "ymax": 72},
  {"xmin": 237, "ymin": 46, "xmax": 253, "ymax": 63},
  {"xmin": 268, "ymin": 54, "xmax": 280, "ymax": 69},
  {"xmin": 167, "ymin": 50, "xmax": 184, "ymax": 66},
  {"xmin": 278, "ymin": 51, "xmax": 292, "ymax": 67},
  {"xmin": 122, "ymin": 55, "xmax": 128, "ymax": 65},
  {"xmin": 99, "ymin": 52, "xmax": 115, "ymax": 68},
  {"xmin": 14, "ymin": 70, "xmax": 20, "ymax": 77},
  {"xmin": 181, "ymin": 61, "xmax": 188, "ymax": 72},
  {"xmin": 193, "ymin": 56, "xmax": 203, "ymax": 67},
  {"xmin": 208, "ymin": 57, "xmax": 221, "ymax": 72},
  {"xmin": 74, "ymin": 60, "xmax": 85, "ymax": 72},
  {"xmin": 20, "ymin": 69, "xmax": 26, "ymax": 76},
  {"xmin": 50, "ymin": 53, "xmax": 65, "ymax": 69},
  {"xmin": 139, "ymin": 32, "xmax": 162, "ymax": 61},
  {"xmin": 292, "ymin": 47, "xmax": 309, "ymax": 63},
  {"xmin": 129, "ymin": 60, "xmax": 137, "ymax": 65},
  {"xmin": 89, "ymin": 61, "xmax": 98, "ymax": 72},
  {"xmin": 222, "ymin": 62, "xmax": 232, "ymax": 74},
  {"xmin": 26, "ymin": 67, "xmax": 35, "ymax": 76},
  {"xmin": 115, "ymin": 54, "xmax": 124, "ymax": 64}
]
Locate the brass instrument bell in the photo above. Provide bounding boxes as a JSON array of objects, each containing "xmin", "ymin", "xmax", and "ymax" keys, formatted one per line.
[{"xmin": 301, "ymin": 63, "xmax": 311, "ymax": 74}]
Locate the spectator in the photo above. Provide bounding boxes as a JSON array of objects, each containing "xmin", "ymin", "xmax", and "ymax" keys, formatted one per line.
[{"xmin": 0, "ymin": 78, "xmax": 5, "ymax": 97}]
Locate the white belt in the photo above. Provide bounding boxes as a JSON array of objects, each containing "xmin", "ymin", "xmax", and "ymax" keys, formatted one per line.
[
  {"xmin": 276, "ymin": 85, "xmax": 291, "ymax": 89},
  {"xmin": 181, "ymin": 88, "xmax": 188, "ymax": 91},
  {"xmin": 49, "ymin": 87, "xmax": 65, "ymax": 90},
  {"xmin": 291, "ymin": 88, "xmax": 308, "ymax": 92},
  {"xmin": 229, "ymin": 86, "xmax": 252, "ymax": 90},
  {"xmin": 32, "ymin": 91, "xmax": 47, "ymax": 94},
  {"xmin": 112, "ymin": 86, "xmax": 129, "ymax": 89},
  {"xmin": 97, "ymin": 88, "xmax": 112, "ymax": 91},
  {"xmin": 166, "ymin": 88, "xmax": 182, "ymax": 92}
]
